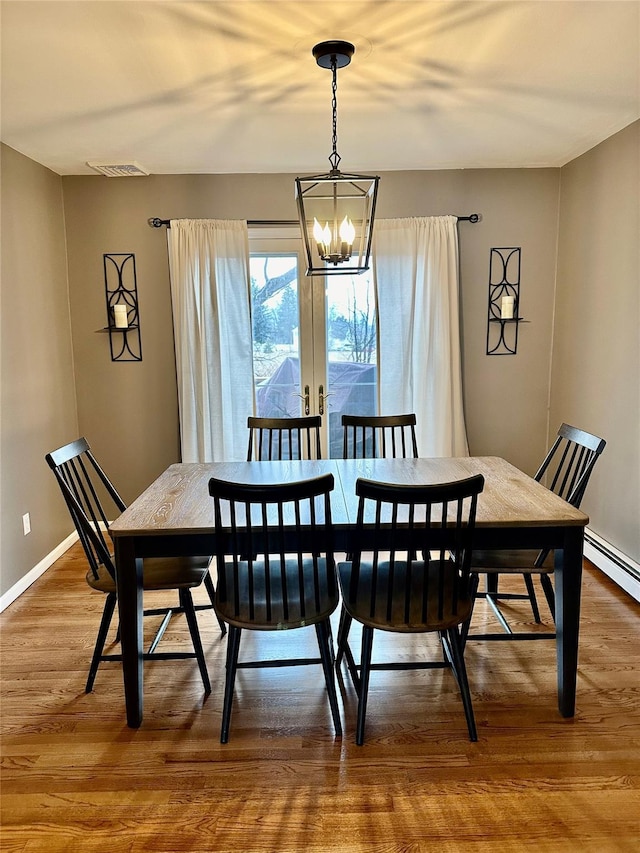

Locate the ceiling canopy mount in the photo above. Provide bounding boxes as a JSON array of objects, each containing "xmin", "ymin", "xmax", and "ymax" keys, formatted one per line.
[{"xmin": 312, "ymin": 40, "xmax": 354, "ymax": 70}]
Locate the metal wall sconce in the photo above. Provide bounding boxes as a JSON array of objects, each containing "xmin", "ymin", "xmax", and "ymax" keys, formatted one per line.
[
  {"xmin": 486, "ymin": 247, "xmax": 527, "ymax": 355},
  {"xmin": 102, "ymin": 253, "xmax": 142, "ymax": 361}
]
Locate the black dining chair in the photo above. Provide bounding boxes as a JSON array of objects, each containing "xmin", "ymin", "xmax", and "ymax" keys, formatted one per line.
[
  {"xmin": 208, "ymin": 473, "xmax": 342, "ymax": 743},
  {"xmin": 247, "ymin": 415, "xmax": 322, "ymax": 461},
  {"xmin": 341, "ymin": 413, "xmax": 420, "ymax": 562},
  {"xmin": 464, "ymin": 422, "xmax": 606, "ymax": 641},
  {"xmin": 336, "ymin": 473, "xmax": 485, "ymax": 745},
  {"xmin": 45, "ymin": 438, "xmax": 225, "ymax": 693},
  {"xmin": 342, "ymin": 413, "xmax": 418, "ymax": 460}
]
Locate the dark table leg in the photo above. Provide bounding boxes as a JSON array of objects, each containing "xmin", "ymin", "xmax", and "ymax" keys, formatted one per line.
[
  {"xmin": 486, "ymin": 574, "xmax": 499, "ymax": 594},
  {"xmin": 114, "ymin": 536, "xmax": 144, "ymax": 727},
  {"xmin": 555, "ymin": 526, "xmax": 585, "ymax": 718}
]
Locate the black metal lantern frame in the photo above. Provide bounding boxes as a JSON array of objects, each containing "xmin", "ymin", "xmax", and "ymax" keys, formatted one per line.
[{"xmin": 295, "ymin": 41, "xmax": 380, "ymax": 276}]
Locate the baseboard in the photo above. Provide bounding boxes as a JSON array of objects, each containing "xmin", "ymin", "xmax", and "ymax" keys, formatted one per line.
[
  {"xmin": 0, "ymin": 531, "xmax": 78, "ymax": 613},
  {"xmin": 584, "ymin": 527, "xmax": 640, "ymax": 603}
]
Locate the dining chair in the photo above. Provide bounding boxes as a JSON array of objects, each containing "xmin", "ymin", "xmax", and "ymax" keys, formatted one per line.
[
  {"xmin": 342, "ymin": 413, "xmax": 418, "ymax": 459},
  {"xmin": 45, "ymin": 437, "xmax": 224, "ymax": 694},
  {"xmin": 208, "ymin": 473, "xmax": 342, "ymax": 743},
  {"xmin": 341, "ymin": 413, "xmax": 420, "ymax": 562},
  {"xmin": 247, "ymin": 415, "xmax": 322, "ymax": 461},
  {"xmin": 336, "ymin": 473, "xmax": 485, "ymax": 745},
  {"xmin": 464, "ymin": 423, "xmax": 606, "ymax": 641}
]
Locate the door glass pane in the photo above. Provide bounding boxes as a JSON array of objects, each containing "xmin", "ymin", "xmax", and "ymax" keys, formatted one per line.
[
  {"xmin": 250, "ymin": 254, "xmax": 301, "ymax": 418},
  {"xmin": 326, "ymin": 272, "xmax": 378, "ymax": 457}
]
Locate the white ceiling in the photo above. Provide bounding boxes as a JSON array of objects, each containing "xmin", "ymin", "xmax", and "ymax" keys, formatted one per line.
[{"xmin": 1, "ymin": 0, "xmax": 638, "ymax": 176}]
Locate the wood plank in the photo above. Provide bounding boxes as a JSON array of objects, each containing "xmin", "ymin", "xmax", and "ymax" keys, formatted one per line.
[
  {"xmin": 334, "ymin": 457, "xmax": 589, "ymax": 527},
  {"xmin": 110, "ymin": 458, "xmax": 588, "ymax": 537},
  {"xmin": 110, "ymin": 460, "xmax": 349, "ymax": 535}
]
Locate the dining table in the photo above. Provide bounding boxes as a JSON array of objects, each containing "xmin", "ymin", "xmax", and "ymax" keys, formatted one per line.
[{"xmin": 109, "ymin": 456, "xmax": 589, "ymax": 728}]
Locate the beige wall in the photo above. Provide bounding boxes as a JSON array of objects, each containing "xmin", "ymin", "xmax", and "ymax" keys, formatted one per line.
[
  {"xmin": 0, "ymin": 144, "xmax": 78, "ymax": 596},
  {"xmin": 551, "ymin": 121, "xmax": 639, "ymax": 562},
  {"xmin": 61, "ymin": 167, "xmax": 560, "ymax": 502}
]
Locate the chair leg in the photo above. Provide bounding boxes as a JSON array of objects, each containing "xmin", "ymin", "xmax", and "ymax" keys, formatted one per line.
[
  {"xmin": 326, "ymin": 617, "xmax": 335, "ymax": 666},
  {"xmin": 446, "ymin": 626, "xmax": 478, "ymax": 742},
  {"xmin": 356, "ymin": 626, "xmax": 374, "ymax": 746},
  {"xmin": 316, "ymin": 620, "xmax": 342, "ymax": 737},
  {"xmin": 540, "ymin": 574, "xmax": 556, "ymax": 622},
  {"xmin": 460, "ymin": 573, "xmax": 479, "ymax": 650},
  {"xmin": 221, "ymin": 625, "xmax": 241, "ymax": 744},
  {"xmin": 335, "ymin": 606, "xmax": 352, "ymax": 668},
  {"xmin": 147, "ymin": 608, "xmax": 174, "ymax": 655},
  {"xmin": 204, "ymin": 570, "xmax": 227, "ymax": 636},
  {"xmin": 180, "ymin": 588, "xmax": 211, "ymax": 695},
  {"xmin": 86, "ymin": 592, "xmax": 117, "ymax": 693},
  {"xmin": 485, "ymin": 587, "xmax": 514, "ymax": 634},
  {"xmin": 523, "ymin": 574, "xmax": 542, "ymax": 623}
]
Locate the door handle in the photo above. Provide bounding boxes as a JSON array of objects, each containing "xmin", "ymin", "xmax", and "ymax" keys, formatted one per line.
[
  {"xmin": 294, "ymin": 384, "xmax": 310, "ymax": 416},
  {"xmin": 318, "ymin": 384, "xmax": 333, "ymax": 416}
]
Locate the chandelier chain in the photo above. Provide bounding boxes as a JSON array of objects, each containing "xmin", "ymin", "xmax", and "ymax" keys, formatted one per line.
[{"xmin": 329, "ymin": 56, "xmax": 341, "ymax": 172}]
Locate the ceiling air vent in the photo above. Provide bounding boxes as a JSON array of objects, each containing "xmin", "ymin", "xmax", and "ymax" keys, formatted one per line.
[{"xmin": 87, "ymin": 161, "xmax": 150, "ymax": 177}]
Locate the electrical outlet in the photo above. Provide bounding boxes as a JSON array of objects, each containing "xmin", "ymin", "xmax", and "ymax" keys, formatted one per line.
[{"xmin": 22, "ymin": 513, "xmax": 31, "ymax": 536}]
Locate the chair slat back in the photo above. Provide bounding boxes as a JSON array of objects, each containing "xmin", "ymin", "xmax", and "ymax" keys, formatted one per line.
[
  {"xmin": 348, "ymin": 475, "xmax": 484, "ymax": 626},
  {"xmin": 46, "ymin": 438, "xmax": 124, "ymax": 581},
  {"xmin": 247, "ymin": 416, "xmax": 322, "ymax": 461},
  {"xmin": 342, "ymin": 414, "xmax": 418, "ymax": 459},
  {"xmin": 535, "ymin": 423, "xmax": 606, "ymax": 508},
  {"xmin": 209, "ymin": 473, "xmax": 336, "ymax": 625}
]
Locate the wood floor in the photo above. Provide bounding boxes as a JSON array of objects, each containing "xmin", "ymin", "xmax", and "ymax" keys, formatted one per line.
[{"xmin": 1, "ymin": 543, "xmax": 639, "ymax": 852}]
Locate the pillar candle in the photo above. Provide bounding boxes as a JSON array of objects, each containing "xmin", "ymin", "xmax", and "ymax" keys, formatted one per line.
[
  {"xmin": 113, "ymin": 304, "xmax": 129, "ymax": 328},
  {"xmin": 501, "ymin": 296, "xmax": 515, "ymax": 319}
]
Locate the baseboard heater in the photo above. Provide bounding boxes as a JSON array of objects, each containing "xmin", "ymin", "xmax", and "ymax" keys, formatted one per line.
[{"xmin": 584, "ymin": 527, "xmax": 640, "ymax": 603}]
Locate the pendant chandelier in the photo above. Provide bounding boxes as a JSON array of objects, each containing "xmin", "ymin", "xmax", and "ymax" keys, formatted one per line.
[{"xmin": 295, "ymin": 40, "xmax": 380, "ymax": 276}]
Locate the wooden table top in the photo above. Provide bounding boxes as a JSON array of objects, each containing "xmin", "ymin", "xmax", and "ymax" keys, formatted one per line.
[
  {"xmin": 109, "ymin": 457, "xmax": 588, "ymax": 538},
  {"xmin": 333, "ymin": 457, "xmax": 588, "ymax": 529}
]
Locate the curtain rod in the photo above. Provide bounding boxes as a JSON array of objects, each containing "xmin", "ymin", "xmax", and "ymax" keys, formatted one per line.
[{"xmin": 148, "ymin": 214, "xmax": 480, "ymax": 229}]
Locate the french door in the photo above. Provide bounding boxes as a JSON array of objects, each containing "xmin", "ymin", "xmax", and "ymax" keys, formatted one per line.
[{"xmin": 249, "ymin": 231, "xmax": 377, "ymax": 458}]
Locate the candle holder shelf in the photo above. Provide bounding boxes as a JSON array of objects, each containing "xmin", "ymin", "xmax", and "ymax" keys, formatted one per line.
[
  {"xmin": 486, "ymin": 247, "xmax": 526, "ymax": 355},
  {"xmin": 102, "ymin": 253, "xmax": 142, "ymax": 362}
]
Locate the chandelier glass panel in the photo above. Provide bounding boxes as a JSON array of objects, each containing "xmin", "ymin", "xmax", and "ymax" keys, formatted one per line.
[{"xmin": 295, "ymin": 41, "xmax": 379, "ymax": 276}]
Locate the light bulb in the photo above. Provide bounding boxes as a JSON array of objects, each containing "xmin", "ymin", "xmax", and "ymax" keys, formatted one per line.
[{"xmin": 339, "ymin": 216, "xmax": 355, "ymax": 245}]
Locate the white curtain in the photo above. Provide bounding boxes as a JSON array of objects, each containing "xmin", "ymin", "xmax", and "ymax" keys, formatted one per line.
[
  {"xmin": 373, "ymin": 216, "xmax": 469, "ymax": 457},
  {"xmin": 167, "ymin": 219, "xmax": 254, "ymax": 462}
]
